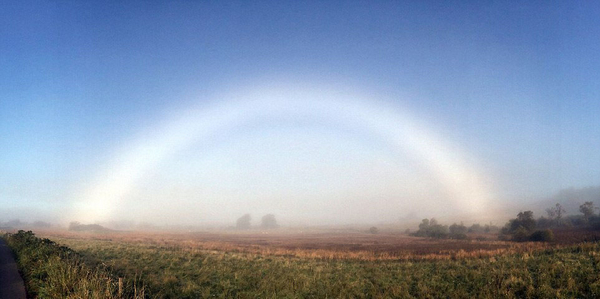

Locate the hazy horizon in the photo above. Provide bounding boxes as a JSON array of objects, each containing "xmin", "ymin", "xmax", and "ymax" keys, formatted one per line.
[{"xmin": 1, "ymin": 2, "xmax": 599, "ymax": 227}]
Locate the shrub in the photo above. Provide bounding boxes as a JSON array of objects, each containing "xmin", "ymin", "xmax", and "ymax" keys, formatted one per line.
[
  {"xmin": 412, "ymin": 218, "xmax": 449, "ymax": 239},
  {"xmin": 512, "ymin": 227, "xmax": 530, "ymax": 242},
  {"xmin": 529, "ymin": 229, "xmax": 554, "ymax": 242},
  {"xmin": 449, "ymin": 223, "xmax": 468, "ymax": 235}
]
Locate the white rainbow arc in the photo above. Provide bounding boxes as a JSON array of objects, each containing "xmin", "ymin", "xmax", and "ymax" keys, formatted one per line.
[{"xmin": 70, "ymin": 85, "xmax": 494, "ymax": 222}]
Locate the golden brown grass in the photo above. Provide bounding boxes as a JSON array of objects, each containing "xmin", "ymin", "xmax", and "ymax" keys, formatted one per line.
[{"xmin": 37, "ymin": 229, "xmax": 555, "ymax": 261}]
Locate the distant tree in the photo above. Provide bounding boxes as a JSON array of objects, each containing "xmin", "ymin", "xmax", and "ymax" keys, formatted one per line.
[
  {"xmin": 449, "ymin": 222, "xmax": 468, "ymax": 235},
  {"xmin": 516, "ymin": 211, "xmax": 536, "ymax": 231},
  {"xmin": 546, "ymin": 203, "xmax": 566, "ymax": 226},
  {"xmin": 468, "ymin": 223, "xmax": 482, "ymax": 233},
  {"xmin": 368, "ymin": 226, "xmax": 379, "ymax": 234},
  {"xmin": 480, "ymin": 222, "xmax": 500, "ymax": 233},
  {"xmin": 536, "ymin": 216, "xmax": 553, "ymax": 229},
  {"xmin": 512, "ymin": 226, "xmax": 530, "ymax": 242},
  {"xmin": 260, "ymin": 214, "xmax": 279, "ymax": 229},
  {"xmin": 449, "ymin": 222, "xmax": 468, "ymax": 239},
  {"xmin": 580, "ymin": 201, "xmax": 595, "ymax": 222},
  {"xmin": 502, "ymin": 211, "xmax": 536, "ymax": 235},
  {"xmin": 419, "ymin": 219, "xmax": 430, "ymax": 232},
  {"xmin": 546, "ymin": 207, "xmax": 556, "ymax": 220},
  {"xmin": 236, "ymin": 214, "xmax": 251, "ymax": 229},
  {"xmin": 413, "ymin": 218, "xmax": 448, "ymax": 239},
  {"xmin": 484, "ymin": 223, "xmax": 500, "ymax": 233}
]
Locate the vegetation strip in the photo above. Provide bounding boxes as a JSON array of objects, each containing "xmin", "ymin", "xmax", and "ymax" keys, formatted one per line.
[{"xmin": 2, "ymin": 230, "xmax": 144, "ymax": 299}]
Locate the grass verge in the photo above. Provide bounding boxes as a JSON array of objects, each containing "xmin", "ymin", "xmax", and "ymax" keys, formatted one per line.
[{"xmin": 2, "ymin": 230, "xmax": 144, "ymax": 299}]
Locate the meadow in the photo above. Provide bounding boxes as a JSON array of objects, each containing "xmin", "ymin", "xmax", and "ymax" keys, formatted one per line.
[{"xmin": 7, "ymin": 228, "xmax": 596, "ymax": 298}]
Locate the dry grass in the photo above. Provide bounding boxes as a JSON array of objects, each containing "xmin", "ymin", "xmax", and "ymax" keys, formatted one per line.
[
  {"xmin": 36, "ymin": 229, "xmax": 555, "ymax": 261},
  {"xmin": 38, "ymin": 230, "xmax": 600, "ymax": 298}
]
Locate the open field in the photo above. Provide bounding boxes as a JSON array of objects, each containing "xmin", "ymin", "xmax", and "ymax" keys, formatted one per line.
[
  {"xmin": 37, "ymin": 229, "xmax": 550, "ymax": 261},
  {"xmin": 30, "ymin": 228, "xmax": 600, "ymax": 298},
  {"xmin": 5, "ymin": 228, "xmax": 600, "ymax": 298}
]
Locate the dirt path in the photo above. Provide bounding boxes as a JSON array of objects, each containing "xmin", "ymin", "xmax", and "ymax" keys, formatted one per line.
[{"xmin": 0, "ymin": 238, "xmax": 26, "ymax": 299}]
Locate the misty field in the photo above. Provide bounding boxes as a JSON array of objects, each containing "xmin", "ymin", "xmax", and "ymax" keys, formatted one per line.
[{"xmin": 3, "ymin": 229, "xmax": 591, "ymax": 298}]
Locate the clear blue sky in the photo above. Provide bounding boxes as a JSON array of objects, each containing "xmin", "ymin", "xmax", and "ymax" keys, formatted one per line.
[{"xmin": 1, "ymin": 1, "xmax": 599, "ymax": 225}]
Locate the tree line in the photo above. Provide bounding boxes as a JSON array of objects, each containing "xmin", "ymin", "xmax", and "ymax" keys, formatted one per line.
[
  {"xmin": 412, "ymin": 201, "xmax": 599, "ymax": 242},
  {"xmin": 411, "ymin": 219, "xmax": 499, "ymax": 240}
]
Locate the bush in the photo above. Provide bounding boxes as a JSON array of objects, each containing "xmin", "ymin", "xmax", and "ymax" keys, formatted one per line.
[
  {"xmin": 529, "ymin": 229, "xmax": 554, "ymax": 242},
  {"xmin": 449, "ymin": 223, "xmax": 468, "ymax": 235},
  {"xmin": 512, "ymin": 227, "xmax": 530, "ymax": 242},
  {"xmin": 412, "ymin": 218, "xmax": 449, "ymax": 239}
]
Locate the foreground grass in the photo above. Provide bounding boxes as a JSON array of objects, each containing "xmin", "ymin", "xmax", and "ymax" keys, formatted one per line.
[
  {"xmin": 53, "ymin": 236, "xmax": 600, "ymax": 298},
  {"xmin": 3, "ymin": 231, "xmax": 144, "ymax": 298}
]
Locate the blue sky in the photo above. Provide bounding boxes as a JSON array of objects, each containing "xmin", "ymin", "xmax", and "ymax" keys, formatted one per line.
[{"xmin": 1, "ymin": 1, "xmax": 599, "ymax": 225}]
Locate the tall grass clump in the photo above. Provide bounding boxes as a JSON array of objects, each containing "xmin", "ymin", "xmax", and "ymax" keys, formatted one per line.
[{"xmin": 3, "ymin": 230, "xmax": 144, "ymax": 299}]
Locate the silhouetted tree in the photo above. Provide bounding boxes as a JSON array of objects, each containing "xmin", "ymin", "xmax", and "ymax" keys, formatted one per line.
[
  {"xmin": 236, "ymin": 214, "xmax": 251, "ymax": 229},
  {"xmin": 468, "ymin": 223, "xmax": 483, "ymax": 233},
  {"xmin": 484, "ymin": 223, "xmax": 500, "ymax": 233},
  {"xmin": 449, "ymin": 222, "xmax": 468, "ymax": 239},
  {"xmin": 546, "ymin": 203, "xmax": 566, "ymax": 226},
  {"xmin": 413, "ymin": 218, "xmax": 449, "ymax": 239},
  {"xmin": 418, "ymin": 218, "xmax": 430, "ymax": 231},
  {"xmin": 580, "ymin": 201, "xmax": 595, "ymax": 222},
  {"xmin": 368, "ymin": 226, "xmax": 378, "ymax": 234},
  {"xmin": 536, "ymin": 216, "xmax": 553, "ymax": 229},
  {"xmin": 516, "ymin": 211, "xmax": 536, "ymax": 231},
  {"xmin": 260, "ymin": 214, "xmax": 279, "ymax": 229},
  {"xmin": 449, "ymin": 222, "xmax": 468, "ymax": 235},
  {"xmin": 512, "ymin": 226, "xmax": 529, "ymax": 242},
  {"xmin": 502, "ymin": 211, "xmax": 536, "ymax": 235}
]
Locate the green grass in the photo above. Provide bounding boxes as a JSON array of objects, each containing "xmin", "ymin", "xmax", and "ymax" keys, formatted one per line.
[
  {"xmin": 3, "ymin": 231, "xmax": 145, "ymax": 299},
  {"xmin": 53, "ymin": 236, "xmax": 600, "ymax": 299}
]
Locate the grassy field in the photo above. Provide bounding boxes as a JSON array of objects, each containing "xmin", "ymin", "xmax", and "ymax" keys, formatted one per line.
[
  {"xmin": 16, "ymin": 229, "xmax": 599, "ymax": 298},
  {"xmin": 39, "ymin": 229, "xmax": 547, "ymax": 260}
]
